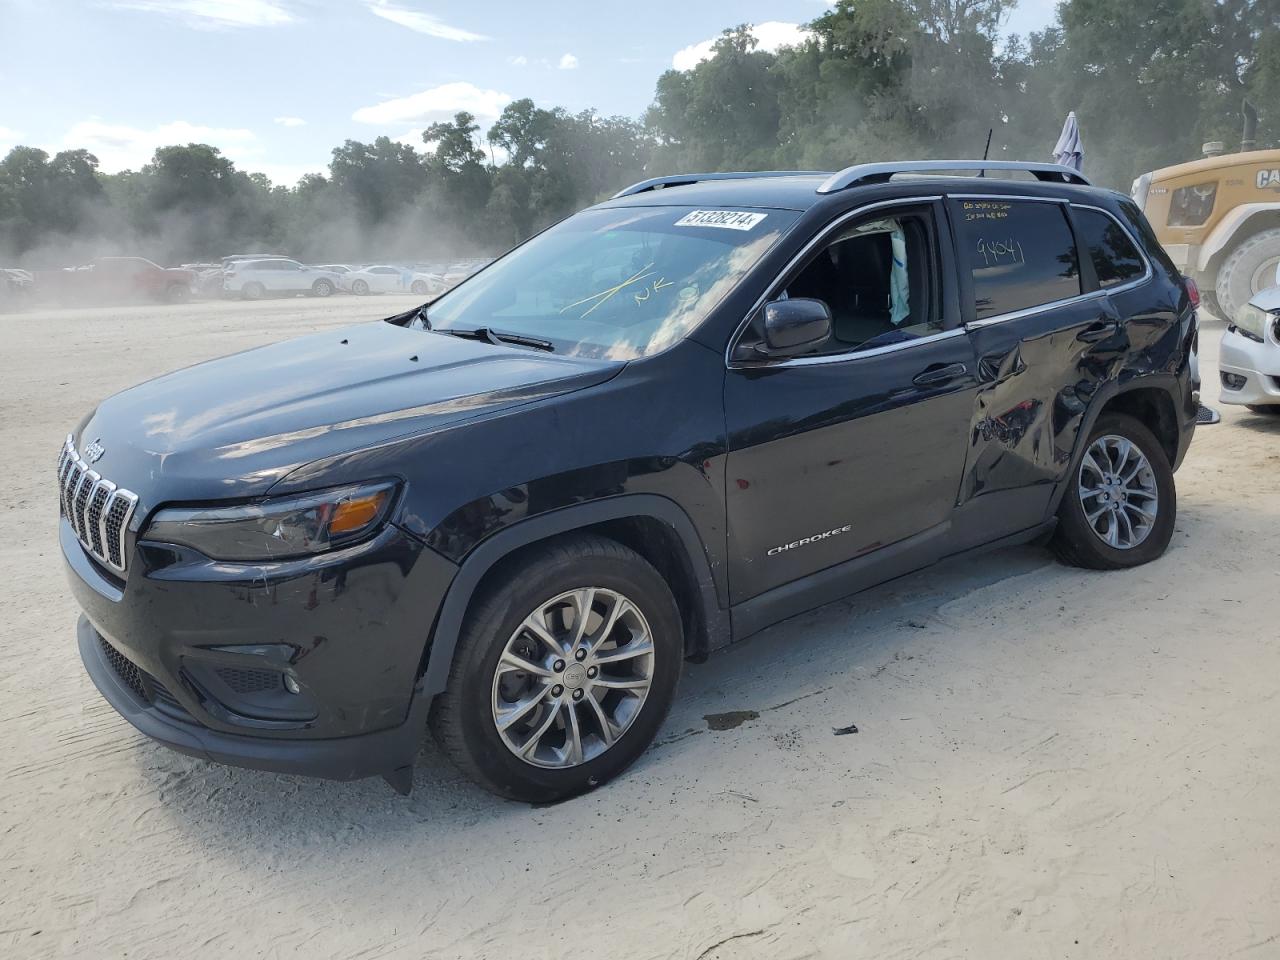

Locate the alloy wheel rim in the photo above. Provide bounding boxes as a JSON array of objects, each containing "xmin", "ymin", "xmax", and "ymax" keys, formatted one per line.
[
  {"xmin": 491, "ymin": 587, "xmax": 655, "ymax": 769},
  {"xmin": 1078, "ymin": 434, "xmax": 1159, "ymax": 549}
]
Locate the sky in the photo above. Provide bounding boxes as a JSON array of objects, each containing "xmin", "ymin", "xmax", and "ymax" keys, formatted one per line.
[{"xmin": 0, "ymin": 0, "xmax": 1059, "ymax": 187}]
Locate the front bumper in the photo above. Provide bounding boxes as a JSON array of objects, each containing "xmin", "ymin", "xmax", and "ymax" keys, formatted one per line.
[
  {"xmin": 65, "ymin": 516, "xmax": 457, "ymax": 785},
  {"xmin": 79, "ymin": 617, "xmax": 428, "ymax": 783},
  {"xmin": 1219, "ymin": 326, "xmax": 1280, "ymax": 406}
]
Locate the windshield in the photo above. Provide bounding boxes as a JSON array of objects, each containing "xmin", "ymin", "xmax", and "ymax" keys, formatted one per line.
[{"xmin": 420, "ymin": 205, "xmax": 798, "ymax": 359}]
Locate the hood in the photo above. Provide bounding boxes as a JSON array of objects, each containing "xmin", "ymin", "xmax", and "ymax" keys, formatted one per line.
[
  {"xmin": 1249, "ymin": 284, "xmax": 1280, "ymax": 314},
  {"xmin": 76, "ymin": 320, "xmax": 620, "ymax": 506}
]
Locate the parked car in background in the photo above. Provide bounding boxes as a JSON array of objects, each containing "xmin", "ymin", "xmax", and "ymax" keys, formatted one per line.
[
  {"xmin": 1, "ymin": 267, "xmax": 35, "ymax": 309},
  {"xmin": 343, "ymin": 264, "xmax": 445, "ymax": 296},
  {"xmin": 441, "ymin": 258, "xmax": 492, "ymax": 290},
  {"xmin": 221, "ymin": 253, "xmax": 291, "ymax": 267},
  {"xmin": 1220, "ymin": 263, "xmax": 1280, "ymax": 413},
  {"xmin": 42, "ymin": 257, "xmax": 194, "ymax": 304},
  {"xmin": 222, "ymin": 259, "xmax": 342, "ymax": 299}
]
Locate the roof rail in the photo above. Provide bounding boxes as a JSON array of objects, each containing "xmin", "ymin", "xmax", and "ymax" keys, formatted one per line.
[
  {"xmin": 816, "ymin": 160, "xmax": 1091, "ymax": 194},
  {"xmin": 611, "ymin": 170, "xmax": 829, "ymax": 199}
]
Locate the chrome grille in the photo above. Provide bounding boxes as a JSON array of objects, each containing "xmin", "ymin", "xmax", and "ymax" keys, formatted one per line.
[{"xmin": 58, "ymin": 434, "xmax": 138, "ymax": 574}]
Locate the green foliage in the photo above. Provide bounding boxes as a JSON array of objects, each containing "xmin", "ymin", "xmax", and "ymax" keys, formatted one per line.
[{"xmin": 2, "ymin": 0, "xmax": 1279, "ymax": 265}]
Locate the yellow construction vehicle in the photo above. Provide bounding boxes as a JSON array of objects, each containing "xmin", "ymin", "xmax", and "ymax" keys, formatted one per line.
[{"xmin": 1132, "ymin": 103, "xmax": 1280, "ymax": 319}]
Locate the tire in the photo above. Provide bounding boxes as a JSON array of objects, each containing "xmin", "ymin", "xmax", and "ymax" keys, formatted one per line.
[
  {"xmin": 430, "ymin": 534, "xmax": 683, "ymax": 802},
  {"xmin": 1247, "ymin": 404, "xmax": 1280, "ymax": 415},
  {"xmin": 351, "ymin": 279, "xmax": 369, "ymax": 296},
  {"xmin": 164, "ymin": 283, "xmax": 190, "ymax": 303},
  {"xmin": 1214, "ymin": 227, "xmax": 1280, "ymax": 322},
  {"xmin": 311, "ymin": 279, "xmax": 334, "ymax": 298},
  {"xmin": 1199, "ymin": 288, "xmax": 1223, "ymax": 321},
  {"xmin": 1051, "ymin": 412, "xmax": 1176, "ymax": 570},
  {"xmin": 410, "ymin": 279, "xmax": 429, "ymax": 295},
  {"xmin": 242, "ymin": 281, "xmax": 265, "ymax": 301}
]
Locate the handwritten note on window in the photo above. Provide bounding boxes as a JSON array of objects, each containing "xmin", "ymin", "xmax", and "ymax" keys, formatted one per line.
[{"xmin": 975, "ymin": 237, "xmax": 1026, "ymax": 267}]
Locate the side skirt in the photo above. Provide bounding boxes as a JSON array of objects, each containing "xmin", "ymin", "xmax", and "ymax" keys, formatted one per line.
[{"xmin": 729, "ymin": 519, "xmax": 1055, "ymax": 643}]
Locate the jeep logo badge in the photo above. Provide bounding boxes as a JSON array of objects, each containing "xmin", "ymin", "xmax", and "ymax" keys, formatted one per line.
[{"xmin": 83, "ymin": 438, "xmax": 106, "ymax": 463}]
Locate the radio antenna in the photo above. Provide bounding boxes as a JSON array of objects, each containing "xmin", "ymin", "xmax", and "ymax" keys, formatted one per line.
[{"xmin": 979, "ymin": 128, "xmax": 993, "ymax": 176}]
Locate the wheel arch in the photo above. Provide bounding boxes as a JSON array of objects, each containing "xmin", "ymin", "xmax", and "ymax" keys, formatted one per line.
[
  {"xmin": 1196, "ymin": 203, "xmax": 1280, "ymax": 277},
  {"xmin": 419, "ymin": 495, "xmax": 729, "ymax": 697},
  {"xmin": 1046, "ymin": 377, "xmax": 1186, "ymax": 520}
]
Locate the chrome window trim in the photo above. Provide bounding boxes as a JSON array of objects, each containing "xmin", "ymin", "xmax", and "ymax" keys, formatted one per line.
[
  {"xmin": 746, "ymin": 326, "xmax": 969, "ymax": 368},
  {"xmin": 957, "ymin": 198, "xmax": 1154, "ymax": 330},
  {"xmin": 725, "ymin": 196, "xmax": 947, "ymax": 370}
]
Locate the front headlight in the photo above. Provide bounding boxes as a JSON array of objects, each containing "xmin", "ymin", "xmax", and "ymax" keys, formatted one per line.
[
  {"xmin": 145, "ymin": 481, "xmax": 398, "ymax": 561},
  {"xmin": 1233, "ymin": 303, "xmax": 1273, "ymax": 343}
]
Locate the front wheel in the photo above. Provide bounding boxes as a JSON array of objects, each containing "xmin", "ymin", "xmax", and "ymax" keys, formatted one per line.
[
  {"xmin": 1247, "ymin": 404, "xmax": 1280, "ymax": 415},
  {"xmin": 410, "ymin": 279, "xmax": 429, "ymax": 295},
  {"xmin": 430, "ymin": 535, "xmax": 683, "ymax": 802},
  {"xmin": 1051, "ymin": 412, "xmax": 1176, "ymax": 570},
  {"xmin": 241, "ymin": 281, "xmax": 265, "ymax": 301},
  {"xmin": 311, "ymin": 279, "xmax": 334, "ymax": 298},
  {"xmin": 351, "ymin": 279, "xmax": 369, "ymax": 296}
]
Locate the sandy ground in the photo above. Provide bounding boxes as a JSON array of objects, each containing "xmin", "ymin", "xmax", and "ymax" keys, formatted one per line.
[{"xmin": 1, "ymin": 296, "xmax": 1278, "ymax": 960}]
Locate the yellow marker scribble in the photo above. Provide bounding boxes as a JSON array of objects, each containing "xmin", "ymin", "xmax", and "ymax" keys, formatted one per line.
[{"xmin": 561, "ymin": 264, "xmax": 655, "ymax": 318}]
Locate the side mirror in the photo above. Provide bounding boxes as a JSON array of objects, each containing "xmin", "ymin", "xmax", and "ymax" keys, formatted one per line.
[{"xmin": 761, "ymin": 298, "xmax": 832, "ymax": 357}]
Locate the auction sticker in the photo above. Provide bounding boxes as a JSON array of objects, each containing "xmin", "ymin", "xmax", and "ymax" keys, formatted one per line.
[{"xmin": 674, "ymin": 209, "xmax": 768, "ymax": 231}]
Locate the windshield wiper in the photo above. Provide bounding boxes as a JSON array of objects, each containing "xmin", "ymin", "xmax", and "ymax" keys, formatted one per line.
[{"xmin": 438, "ymin": 326, "xmax": 555, "ymax": 352}]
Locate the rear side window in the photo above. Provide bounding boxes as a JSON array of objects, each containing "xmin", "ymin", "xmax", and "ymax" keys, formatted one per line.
[
  {"xmin": 1073, "ymin": 208, "xmax": 1147, "ymax": 289},
  {"xmin": 953, "ymin": 199, "xmax": 1081, "ymax": 320}
]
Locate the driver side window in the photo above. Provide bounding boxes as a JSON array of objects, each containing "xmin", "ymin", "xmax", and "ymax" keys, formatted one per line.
[{"xmin": 761, "ymin": 206, "xmax": 943, "ymax": 358}]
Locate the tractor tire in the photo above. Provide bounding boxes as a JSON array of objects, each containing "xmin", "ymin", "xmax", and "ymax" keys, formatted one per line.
[{"xmin": 1215, "ymin": 227, "xmax": 1280, "ymax": 322}]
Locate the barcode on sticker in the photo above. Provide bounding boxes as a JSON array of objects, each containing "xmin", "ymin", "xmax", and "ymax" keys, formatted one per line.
[{"xmin": 673, "ymin": 210, "xmax": 768, "ymax": 231}]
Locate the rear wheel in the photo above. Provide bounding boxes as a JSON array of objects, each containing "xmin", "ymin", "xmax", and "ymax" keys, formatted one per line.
[
  {"xmin": 430, "ymin": 535, "xmax": 682, "ymax": 802},
  {"xmin": 1051, "ymin": 413, "xmax": 1176, "ymax": 570},
  {"xmin": 351, "ymin": 279, "xmax": 369, "ymax": 296},
  {"xmin": 310, "ymin": 278, "xmax": 334, "ymax": 298},
  {"xmin": 241, "ymin": 281, "xmax": 265, "ymax": 301},
  {"xmin": 1215, "ymin": 227, "xmax": 1280, "ymax": 322},
  {"xmin": 410, "ymin": 279, "xmax": 429, "ymax": 295}
]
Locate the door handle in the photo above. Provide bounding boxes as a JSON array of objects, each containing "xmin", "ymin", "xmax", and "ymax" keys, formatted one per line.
[
  {"xmin": 1077, "ymin": 319, "xmax": 1121, "ymax": 343},
  {"xmin": 913, "ymin": 362, "xmax": 968, "ymax": 386}
]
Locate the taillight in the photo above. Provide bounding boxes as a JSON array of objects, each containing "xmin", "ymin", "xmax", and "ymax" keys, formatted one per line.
[{"xmin": 1183, "ymin": 275, "xmax": 1200, "ymax": 310}]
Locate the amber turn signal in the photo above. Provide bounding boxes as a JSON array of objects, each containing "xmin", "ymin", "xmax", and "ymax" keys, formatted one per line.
[{"xmin": 329, "ymin": 491, "xmax": 390, "ymax": 535}]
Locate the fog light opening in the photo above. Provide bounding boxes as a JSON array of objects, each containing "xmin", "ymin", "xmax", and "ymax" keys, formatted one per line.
[
  {"xmin": 1221, "ymin": 372, "xmax": 1247, "ymax": 391},
  {"xmin": 283, "ymin": 674, "xmax": 301, "ymax": 695}
]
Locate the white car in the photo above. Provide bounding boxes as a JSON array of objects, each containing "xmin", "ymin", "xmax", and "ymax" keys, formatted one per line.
[
  {"xmin": 223, "ymin": 258, "xmax": 342, "ymax": 299},
  {"xmin": 343, "ymin": 265, "xmax": 444, "ymax": 297},
  {"xmin": 1221, "ymin": 278, "xmax": 1280, "ymax": 413}
]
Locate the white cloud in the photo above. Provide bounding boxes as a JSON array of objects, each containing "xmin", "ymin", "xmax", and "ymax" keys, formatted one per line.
[
  {"xmin": 352, "ymin": 81, "xmax": 512, "ymax": 126},
  {"xmin": 363, "ymin": 1, "xmax": 485, "ymax": 41},
  {"xmin": 60, "ymin": 119, "xmax": 257, "ymax": 172},
  {"xmin": 106, "ymin": 0, "xmax": 293, "ymax": 28},
  {"xmin": 672, "ymin": 21, "xmax": 810, "ymax": 70},
  {"xmin": 273, "ymin": 116, "xmax": 306, "ymax": 127},
  {"xmin": 508, "ymin": 54, "xmax": 528, "ymax": 67},
  {"xmin": 0, "ymin": 126, "xmax": 22, "ymax": 155},
  {"xmin": 558, "ymin": 53, "xmax": 578, "ymax": 70}
]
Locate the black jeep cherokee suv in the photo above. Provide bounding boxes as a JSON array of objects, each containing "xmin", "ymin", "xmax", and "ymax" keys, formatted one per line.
[{"xmin": 62, "ymin": 161, "xmax": 1199, "ymax": 801}]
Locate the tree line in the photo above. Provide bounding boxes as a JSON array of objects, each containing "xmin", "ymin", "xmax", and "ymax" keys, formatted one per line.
[{"xmin": 2, "ymin": 0, "xmax": 1277, "ymax": 266}]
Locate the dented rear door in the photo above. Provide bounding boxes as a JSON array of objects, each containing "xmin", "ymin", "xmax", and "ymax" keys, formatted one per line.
[{"xmin": 947, "ymin": 194, "xmax": 1128, "ymax": 545}]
